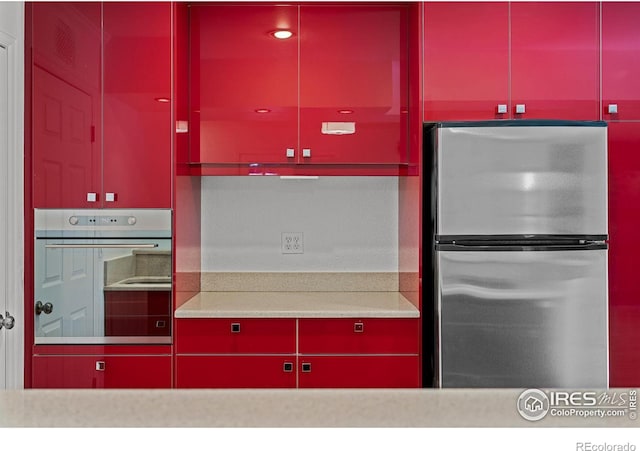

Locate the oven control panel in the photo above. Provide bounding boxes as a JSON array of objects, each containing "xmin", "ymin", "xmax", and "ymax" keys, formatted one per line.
[{"xmin": 68, "ymin": 215, "xmax": 137, "ymax": 226}]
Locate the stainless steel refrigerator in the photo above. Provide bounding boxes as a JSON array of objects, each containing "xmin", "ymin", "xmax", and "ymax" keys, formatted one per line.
[{"xmin": 426, "ymin": 120, "xmax": 609, "ymax": 388}]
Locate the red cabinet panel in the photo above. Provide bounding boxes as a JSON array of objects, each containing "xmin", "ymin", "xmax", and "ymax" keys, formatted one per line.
[
  {"xmin": 175, "ymin": 318, "xmax": 296, "ymax": 354},
  {"xmin": 602, "ymin": 2, "xmax": 640, "ymax": 121},
  {"xmin": 510, "ymin": 2, "xmax": 599, "ymax": 120},
  {"xmin": 423, "ymin": 2, "xmax": 509, "ymax": 121},
  {"xmin": 176, "ymin": 356, "xmax": 296, "ymax": 388},
  {"xmin": 190, "ymin": 4, "xmax": 298, "ymax": 164},
  {"xmin": 104, "ymin": 291, "xmax": 171, "ymax": 336},
  {"xmin": 607, "ymin": 122, "xmax": 640, "ymax": 387},
  {"xmin": 298, "ymin": 5, "xmax": 409, "ymax": 164},
  {"xmin": 298, "ymin": 318, "xmax": 419, "ymax": 355},
  {"xmin": 298, "ymin": 356, "xmax": 420, "ymax": 388},
  {"xmin": 102, "ymin": 2, "xmax": 172, "ymax": 208},
  {"xmin": 32, "ymin": 354, "xmax": 172, "ymax": 388}
]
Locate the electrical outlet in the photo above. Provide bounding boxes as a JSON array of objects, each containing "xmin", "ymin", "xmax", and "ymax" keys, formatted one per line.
[{"xmin": 281, "ymin": 232, "xmax": 304, "ymax": 254}]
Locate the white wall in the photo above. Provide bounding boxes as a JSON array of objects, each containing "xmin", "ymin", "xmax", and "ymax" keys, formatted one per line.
[{"xmin": 201, "ymin": 177, "xmax": 399, "ymax": 272}]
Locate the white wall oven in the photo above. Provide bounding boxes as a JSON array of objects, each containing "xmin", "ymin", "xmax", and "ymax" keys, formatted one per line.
[{"xmin": 34, "ymin": 209, "xmax": 172, "ymax": 344}]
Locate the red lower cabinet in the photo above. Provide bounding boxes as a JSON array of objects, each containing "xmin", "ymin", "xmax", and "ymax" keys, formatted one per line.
[
  {"xmin": 298, "ymin": 356, "xmax": 420, "ymax": 389},
  {"xmin": 176, "ymin": 356, "xmax": 296, "ymax": 389},
  {"xmin": 32, "ymin": 346, "xmax": 172, "ymax": 388}
]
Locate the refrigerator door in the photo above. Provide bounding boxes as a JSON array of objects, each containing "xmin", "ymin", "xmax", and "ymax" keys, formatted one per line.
[
  {"xmin": 438, "ymin": 248, "xmax": 608, "ymax": 388},
  {"xmin": 437, "ymin": 123, "xmax": 607, "ymax": 236}
]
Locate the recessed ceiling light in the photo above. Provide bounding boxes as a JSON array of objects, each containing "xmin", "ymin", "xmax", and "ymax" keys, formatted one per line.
[
  {"xmin": 155, "ymin": 97, "xmax": 170, "ymax": 103},
  {"xmin": 255, "ymin": 108, "xmax": 271, "ymax": 113},
  {"xmin": 271, "ymin": 30, "xmax": 293, "ymax": 40},
  {"xmin": 338, "ymin": 109, "xmax": 354, "ymax": 114}
]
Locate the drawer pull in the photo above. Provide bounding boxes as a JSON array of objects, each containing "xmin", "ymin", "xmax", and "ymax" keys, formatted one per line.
[
  {"xmin": 354, "ymin": 322, "xmax": 364, "ymax": 333},
  {"xmin": 230, "ymin": 323, "xmax": 241, "ymax": 333},
  {"xmin": 283, "ymin": 362, "xmax": 294, "ymax": 373},
  {"xmin": 95, "ymin": 361, "xmax": 105, "ymax": 371},
  {"xmin": 301, "ymin": 362, "xmax": 312, "ymax": 373},
  {"xmin": 155, "ymin": 320, "xmax": 166, "ymax": 328}
]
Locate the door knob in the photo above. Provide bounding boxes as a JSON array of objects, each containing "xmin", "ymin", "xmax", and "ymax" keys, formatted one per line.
[
  {"xmin": 35, "ymin": 301, "xmax": 53, "ymax": 315},
  {"xmin": 0, "ymin": 312, "xmax": 14, "ymax": 330}
]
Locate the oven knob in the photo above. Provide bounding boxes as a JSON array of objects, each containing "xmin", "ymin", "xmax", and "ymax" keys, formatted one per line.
[
  {"xmin": 127, "ymin": 216, "xmax": 137, "ymax": 225},
  {"xmin": 69, "ymin": 216, "xmax": 79, "ymax": 225}
]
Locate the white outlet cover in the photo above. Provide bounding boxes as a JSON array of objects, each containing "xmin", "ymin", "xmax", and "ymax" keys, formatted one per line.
[{"xmin": 281, "ymin": 232, "xmax": 304, "ymax": 254}]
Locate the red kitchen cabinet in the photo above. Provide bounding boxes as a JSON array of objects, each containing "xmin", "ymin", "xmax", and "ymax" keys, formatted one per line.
[
  {"xmin": 32, "ymin": 345, "xmax": 172, "ymax": 388},
  {"xmin": 298, "ymin": 318, "xmax": 420, "ymax": 388},
  {"xmin": 298, "ymin": 356, "xmax": 420, "ymax": 389},
  {"xmin": 510, "ymin": 2, "xmax": 599, "ymax": 120},
  {"xmin": 31, "ymin": 2, "xmax": 172, "ymax": 209},
  {"xmin": 602, "ymin": 2, "xmax": 640, "ymax": 121},
  {"xmin": 176, "ymin": 356, "xmax": 296, "ymax": 389},
  {"xmin": 423, "ymin": 2, "xmax": 599, "ymax": 121},
  {"xmin": 104, "ymin": 291, "xmax": 172, "ymax": 337},
  {"xmin": 607, "ymin": 122, "xmax": 640, "ymax": 387},
  {"xmin": 174, "ymin": 318, "xmax": 297, "ymax": 388},
  {"xmin": 423, "ymin": 2, "xmax": 509, "ymax": 121},
  {"xmin": 190, "ymin": 3, "xmax": 409, "ymax": 167}
]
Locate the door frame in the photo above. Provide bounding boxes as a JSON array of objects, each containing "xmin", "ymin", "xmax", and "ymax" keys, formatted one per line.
[{"xmin": 0, "ymin": 3, "xmax": 25, "ymax": 390}]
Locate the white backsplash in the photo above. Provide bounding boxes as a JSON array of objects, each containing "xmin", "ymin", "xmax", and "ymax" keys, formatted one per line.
[{"xmin": 201, "ymin": 176, "xmax": 399, "ymax": 272}]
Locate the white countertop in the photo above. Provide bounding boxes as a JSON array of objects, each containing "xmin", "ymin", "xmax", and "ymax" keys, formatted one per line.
[
  {"xmin": 174, "ymin": 291, "xmax": 420, "ymax": 318},
  {"xmin": 1, "ymin": 388, "xmax": 637, "ymax": 427}
]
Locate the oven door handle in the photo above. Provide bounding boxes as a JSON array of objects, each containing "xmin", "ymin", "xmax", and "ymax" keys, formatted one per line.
[{"xmin": 44, "ymin": 244, "xmax": 159, "ymax": 249}]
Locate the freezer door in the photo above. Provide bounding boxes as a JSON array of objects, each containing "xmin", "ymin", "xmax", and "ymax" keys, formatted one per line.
[
  {"xmin": 438, "ymin": 249, "xmax": 608, "ymax": 388},
  {"xmin": 437, "ymin": 125, "xmax": 607, "ymax": 236}
]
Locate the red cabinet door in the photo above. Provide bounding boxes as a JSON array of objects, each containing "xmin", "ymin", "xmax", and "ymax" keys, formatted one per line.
[
  {"xmin": 102, "ymin": 2, "xmax": 172, "ymax": 208},
  {"xmin": 175, "ymin": 318, "xmax": 296, "ymax": 354},
  {"xmin": 189, "ymin": 4, "xmax": 298, "ymax": 164},
  {"xmin": 298, "ymin": 356, "xmax": 420, "ymax": 388},
  {"xmin": 298, "ymin": 318, "xmax": 420, "ymax": 355},
  {"xmin": 602, "ymin": 2, "xmax": 640, "ymax": 121},
  {"xmin": 175, "ymin": 355, "xmax": 296, "ymax": 388},
  {"xmin": 607, "ymin": 122, "xmax": 640, "ymax": 387},
  {"xmin": 510, "ymin": 2, "xmax": 599, "ymax": 120},
  {"xmin": 299, "ymin": 4, "xmax": 409, "ymax": 164},
  {"xmin": 32, "ymin": 354, "xmax": 172, "ymax": 388},
  {"xmin": 423, "ymin": 2, "xmax": 509, "ymax": 121},
  {"xmin": 31, "ymin": 2, "xmax": 101, "ymax": 208}
]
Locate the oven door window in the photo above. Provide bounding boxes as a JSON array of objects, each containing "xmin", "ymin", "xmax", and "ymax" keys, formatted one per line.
[{"xmin": 34, "ymin": 239, "xmax": 172, "ymax": 344}]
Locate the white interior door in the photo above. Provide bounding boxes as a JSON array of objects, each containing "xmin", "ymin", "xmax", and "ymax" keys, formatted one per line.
[{"xmin": 0, "ymin": 2, "xmax": 25, "ymax": 390}]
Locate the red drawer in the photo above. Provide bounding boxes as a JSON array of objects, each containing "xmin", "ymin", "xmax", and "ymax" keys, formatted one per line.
[
  {"xmin": 175, "ymin": 318, "xmax": 296, "ymax": 354},
  {"xmin": 105, "ymin": 315, "xmax": 171, "ymax": 336},
  {"xmin": 298, "ymin": 355, "xmax": 420, "ymax": 388},
  {"xmin": 105, "ymin": 291, "xmax": 171, "ymax": 316},
  {"xmin": 175, "ymin": 355, "xmax": 296, "ymax": 388},
  {"xmin": 298, "ymin": 318, "xmax": 419, "ymax": 354}
]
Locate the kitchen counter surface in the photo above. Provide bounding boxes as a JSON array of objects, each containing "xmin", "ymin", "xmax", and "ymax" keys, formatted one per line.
[
  {"xmin": 104, "ymin": 276, "xmax": 172, "ymax": 291},
  {"xmin": 1, "ymin": 388, "xmax": 636, "ymax": 427},
  {"xmin": 174, "ymin": 291, "xmax": 420, "ymax": 318}
]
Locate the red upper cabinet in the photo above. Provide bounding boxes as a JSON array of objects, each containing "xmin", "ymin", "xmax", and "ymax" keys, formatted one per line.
[
  {"xmin": 190, "ymin": 3, "xmax": 410, "ymax": 167},
  {"xmin": 102, "ymin": 2, "xmax": 172, "ymax": 208},
  {"xmin": 190, "ymin": 4, "xmax": 298, "ymax": 164},
  {"xmin": 31, "ymin": 2, "xmax": 173, "ymax": 209},
  {"xmin": 298, "ymin": 5, "xmax": 409, "ymax": 164},
  {"xmin": 31, "ymin": 2, "xmax": 102, "ymax": 208},
  {"xmin": 602, "ymin": 2, "xmax": 640, "ymax": 121},
  {"xmin": 423, "ymin": 2, "xmax": 599, "ymax": 121},
  {"xmin": 423, "ymin": 2, "xmax": 509, "ymax": 121},
  {"xmin": 510, "ymin": 2, "xmax": 600, "ymax": 120}
]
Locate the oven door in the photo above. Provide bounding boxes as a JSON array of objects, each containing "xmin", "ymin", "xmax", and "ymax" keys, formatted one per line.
[{"xmin": 34, "ymin": 238, "xmax": 172, "ymax": 344}]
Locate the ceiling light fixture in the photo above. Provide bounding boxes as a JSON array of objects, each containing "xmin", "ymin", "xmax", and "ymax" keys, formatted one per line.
[
  {"xmin": 271, "ymin": 30, "xmax": 293, "ymax": 40},
  {"xmin": 255, "ymin": 108, "xmax": 271, "ymax": 113},
  {"xmin": 155, "ymin": 97, "xmax": 170, "ymax": 103},
  {"xmin": 337, "ymin": 109, "xmax": 354, "ymax": 114}
]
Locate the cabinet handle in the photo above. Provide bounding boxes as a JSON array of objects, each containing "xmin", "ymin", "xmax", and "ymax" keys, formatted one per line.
[
  {"xmin": 302, "ymin": 148, "xmax": 311, "ymax": 158},
  {"xmin": 230, "ymin": 322, "xmax": 241, "ymax": 333},
  {"xmin": 95, "ymin": 361, "xmax": 106, "ymax": 371},
  {"xmin": 105, "ymin": 192, "xmax": 117, "ymax": 202},
  {"xmin": 515, "ymin": 104, "xmax": 526, "ymax": 114},
  {"xmin": 608, "ymin": 104, "xmax": 618, "ymax": 114},
  {"xmin": 286, "ymin": 148, "xmax": 295, "ymax": 158},
  {"xmin": 87, "ymin": 192, "xmax": 98, "ymax": 202},
  {"xmin": 354, "ymin": 322, "xmax": 364, "ymax": 333},
  {"xmin": 497, "ymin": 104, "xmax": 508, "ymax": 114},
  {"xmin": 283, "ymin": 362, "xmax": 294, "ymax": 373},
  {"xmin": 301, "ymin": 362, "xmax": 312, "ymax": 373}
]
